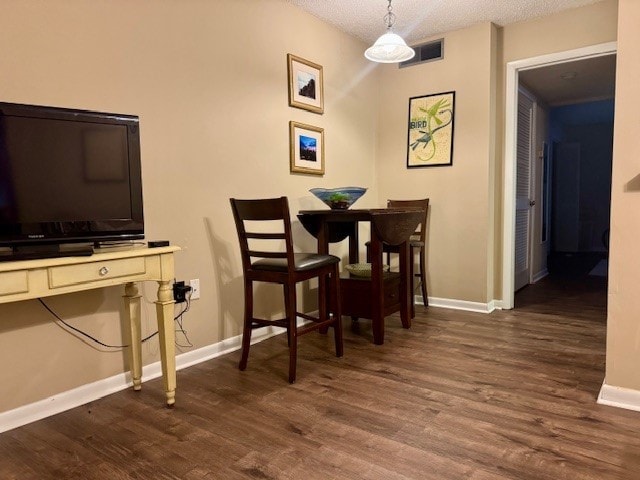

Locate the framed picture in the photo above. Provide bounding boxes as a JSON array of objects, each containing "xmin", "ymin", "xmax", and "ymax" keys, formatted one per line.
[
  {"xmin": 287, "ymin": 54, "xmax": 324, "ymax": 114},
  {"xmin": 407, "ymin": 91, "xmax": 455, "ymax": 168},
  {"xmin": 289, "ymin": 121, "xmax": 324, "ymax": 175}
]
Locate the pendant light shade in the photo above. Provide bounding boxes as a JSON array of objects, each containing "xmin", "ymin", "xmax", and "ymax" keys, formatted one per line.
[
  {"xmin": 365, "ymin": 32, "xmax": 415, "ymax": 63},
  {"xmin": 365, "ymin": 0, "xmax": 415, "ymax": 64}
]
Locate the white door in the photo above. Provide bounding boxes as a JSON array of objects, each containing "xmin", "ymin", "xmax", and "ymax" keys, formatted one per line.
[{"xmin": 515, "ymin": 90, "xmax": 535, "ymax": 291}]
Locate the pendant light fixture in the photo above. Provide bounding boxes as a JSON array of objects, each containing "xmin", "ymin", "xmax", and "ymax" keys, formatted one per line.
[{"xmin": 365, "ymin": 0, "xmax": 416, "ymax": 63}]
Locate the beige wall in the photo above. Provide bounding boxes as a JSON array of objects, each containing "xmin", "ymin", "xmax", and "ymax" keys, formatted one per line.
[
  {"xmin": 0, "ymin": 0, "xmax": 378, "ymax": 413},
  {"xmin": 606, "ymin": 0, "xmax": 640, "ymax": 391},
  {"xmin": 376, "ymin": 23, "xmax": 496, "ymax": 304},
  {"xmin": 501, "ymin": 0, "xmax": 618, "ymax": 64}
]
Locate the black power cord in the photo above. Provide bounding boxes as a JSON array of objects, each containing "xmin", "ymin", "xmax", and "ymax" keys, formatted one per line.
[
  {"xmin": 174, "ymin": 297, "xmax": 193, "ymax": 348},
  {"xmin": 38, "ymin": 293, "xmax": 193, "ymax": 349}
]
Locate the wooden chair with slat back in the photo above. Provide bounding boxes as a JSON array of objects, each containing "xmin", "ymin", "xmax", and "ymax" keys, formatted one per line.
[
  {"xmin": 366, "ymin": 198, "xmax": 429, "ymax": 317},
  {"xmin": 230, "ymin": 196, "xmax": 343, "ymax": 383}
]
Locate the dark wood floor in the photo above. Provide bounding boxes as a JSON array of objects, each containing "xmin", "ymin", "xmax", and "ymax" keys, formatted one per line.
[{"xmin": 2, "ymin": 264, "xmax": 640, "ymax": 479}]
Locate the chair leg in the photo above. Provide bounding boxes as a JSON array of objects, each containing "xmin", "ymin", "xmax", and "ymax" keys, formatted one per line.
[
  {"xmin": 318, "ymin": 272, "xmax": 329, "ymax": 335},
  {"xmin": 332, "ymin": 264, "xmax": 344, "ymax": 357},
  {"xmin": 239, "ymin": 278, "xmax": 253, "ymax": 371},
  {"xmin": 284, "ymin": 280, "xmax": 298, "ymax": 384},
  {"xmin": 285, "ymin": 280, "xmax": 292, "ymax": 346},
  {"xmin": 410, "ymin": 247, "xmax": 416, "ymax": 319},
  {"xmin": 419, "ymin": 247, "xmax": 428, "ymax": 307}
]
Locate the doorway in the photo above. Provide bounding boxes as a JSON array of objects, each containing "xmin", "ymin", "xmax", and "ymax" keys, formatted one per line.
[{"xmin": 502, "ymin": 42, "xmax": 617, "ymax": 309}]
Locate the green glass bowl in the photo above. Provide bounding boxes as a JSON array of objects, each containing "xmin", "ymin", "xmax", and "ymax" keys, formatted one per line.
[{"xmin": 309, "ymin": 187, "xmax": 367, "ymax": 210}]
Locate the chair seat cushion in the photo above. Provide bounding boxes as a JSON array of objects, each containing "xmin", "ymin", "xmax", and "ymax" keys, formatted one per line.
[{"xmin": 252, "ymin": 253, "xmax": 339, "ymax": 272}]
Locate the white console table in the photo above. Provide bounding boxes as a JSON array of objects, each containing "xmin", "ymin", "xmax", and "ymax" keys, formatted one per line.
[{"xmin": 0, "ymin": 245, "xmax": 180, "ymax": 406}]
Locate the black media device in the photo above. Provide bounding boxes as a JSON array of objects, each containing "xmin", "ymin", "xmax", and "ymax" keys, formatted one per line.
[
  {"xmin": 0, "ymin": 102, "xmax": 144, "ymax": 261},
  {"xmin": 148, "ymin": 240, "xmax": 170, "ymax": 248}
]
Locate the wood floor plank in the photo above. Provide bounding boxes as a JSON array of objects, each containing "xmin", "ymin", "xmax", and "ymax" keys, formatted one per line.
[{"xmin": 2, "ymin": 271, "xmax": 640, "ymax": 479}]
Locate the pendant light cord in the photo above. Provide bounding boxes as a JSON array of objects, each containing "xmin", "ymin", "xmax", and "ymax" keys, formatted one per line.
[{"xmin": 384, "ymin": 0, "xmax": 396, "ymax": 30}]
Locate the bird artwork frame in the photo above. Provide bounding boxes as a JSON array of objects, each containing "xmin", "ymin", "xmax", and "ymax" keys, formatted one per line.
[{"xmin": 406, "ymin": 91, "xmax": 455, "ymax": 168}]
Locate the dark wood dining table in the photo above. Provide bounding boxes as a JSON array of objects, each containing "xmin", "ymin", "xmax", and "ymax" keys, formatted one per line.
[{"xmin": 297, "ymin": 208, "xmax": 423, "ymax": 345}]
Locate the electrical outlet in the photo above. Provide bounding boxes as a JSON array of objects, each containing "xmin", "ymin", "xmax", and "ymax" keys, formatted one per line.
[{"xmin": 190, "ymin": 278, "xmax": 200, "ymax": 300}]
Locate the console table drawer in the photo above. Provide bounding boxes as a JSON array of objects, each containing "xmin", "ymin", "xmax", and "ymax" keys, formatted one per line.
[
  {"xmin": 48, "ymin": 257, "xmax": 147, "ymax": 289},
  {"xmin": 0, "ymin": 271, "xmax": 29, "ymax": 296}
]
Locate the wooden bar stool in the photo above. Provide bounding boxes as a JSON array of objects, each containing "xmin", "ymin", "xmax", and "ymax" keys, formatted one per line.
[{"xmin": 230, "ymin": 196, "xmax": 343, "ymax": 383}]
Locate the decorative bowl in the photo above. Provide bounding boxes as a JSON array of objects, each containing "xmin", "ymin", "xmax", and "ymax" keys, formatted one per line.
[
  {"xmin": 309, "ymin": 187, "xmax": 367, "ymax": 210},
  {"xmin": 344, "ymin": 263, "xmax": 390, "ymax": 278}
]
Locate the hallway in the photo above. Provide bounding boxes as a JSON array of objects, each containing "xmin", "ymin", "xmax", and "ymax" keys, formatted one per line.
[{"xmin": 515, "ymin": 252, "xmax": 607, "ymax": 322}]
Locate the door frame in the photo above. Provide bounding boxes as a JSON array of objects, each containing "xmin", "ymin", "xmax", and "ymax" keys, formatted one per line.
[{"xmin": 501, "ymin": 41, "xmax": 617, "ymax": 309}]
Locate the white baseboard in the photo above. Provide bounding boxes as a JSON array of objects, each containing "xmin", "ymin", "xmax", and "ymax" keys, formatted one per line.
[
  {"xmin": 489, "ymin": 300, "xmax": 503, "ymax": 313},
  {"xmin": 597, "ymin": 382, "xmax": 640, "ymax": 412},
  {"xmin": 420, "ymin": 296, "xmax": 501, "ymax": 313},
  {"xmin": 532, "ymin": 269, "xmax": 549, "ymax": 283},
  {"xmin": 0, "ymin": 326, "xmax": 283, "ymax": 434},
  {"xmin": 488, "ymin": 299, "xmax": 504, "ymax": 311}
]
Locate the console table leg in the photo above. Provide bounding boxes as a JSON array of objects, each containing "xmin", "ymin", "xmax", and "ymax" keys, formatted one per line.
[
  {"xmin": 124, "ymin": 282, "xmax": 142, "ymax": 391},
  {"xmin": 156, "ymin": 279, "xmax": 176, "ymax": 407}
]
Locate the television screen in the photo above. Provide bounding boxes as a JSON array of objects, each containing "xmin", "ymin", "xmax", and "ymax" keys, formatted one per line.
[{"xmin": 0, "ymin": 102, "xmax": 144, "ymax": 259}]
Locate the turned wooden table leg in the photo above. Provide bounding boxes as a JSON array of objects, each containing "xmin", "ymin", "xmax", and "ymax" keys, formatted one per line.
[
  {"xmin": 124, "ymin": 282, "xmax": 142, "ymax": 391},
  {"xmin": 156, "ymin": 279, "xmax": 177, "ymax": 407},
  {"xmin": 370, "ymin": 235, "xmax": 385, "ymax": 345}
]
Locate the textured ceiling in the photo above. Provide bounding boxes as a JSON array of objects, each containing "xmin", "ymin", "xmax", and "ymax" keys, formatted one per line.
[{"xmin": 287, "ymin": 0, "xmax": 605, "ymax": 44}]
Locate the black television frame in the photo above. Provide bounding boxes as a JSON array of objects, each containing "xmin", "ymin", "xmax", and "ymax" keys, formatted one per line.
[{"xmin": 0, "ymin": 102, "xmax": 144, "ymax": 260}]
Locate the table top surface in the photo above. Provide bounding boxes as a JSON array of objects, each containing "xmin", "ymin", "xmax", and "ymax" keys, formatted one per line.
[
  {"xmin": 298, "ymin": 207, "xmax": 423, "ymax": 217},
  {"xmin": 298, "ymin": 208, "xmax": 423, "ymax": 245}
]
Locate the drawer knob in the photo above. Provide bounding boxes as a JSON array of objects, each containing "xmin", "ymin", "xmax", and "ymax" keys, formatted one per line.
[{"xmin": 99, "ymin": 266, "xmax": 109, "ymax": 276}]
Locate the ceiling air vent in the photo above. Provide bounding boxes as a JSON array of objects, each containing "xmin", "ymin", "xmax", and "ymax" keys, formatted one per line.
[{"xmin": 400, "ymin": 39, "xmax": 444, "ymax": 68}]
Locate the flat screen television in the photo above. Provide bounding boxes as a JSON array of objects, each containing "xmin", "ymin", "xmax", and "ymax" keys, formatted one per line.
[{"xmin": 0, "ymin": 102, "xmax": 144, "ymax": 261}]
